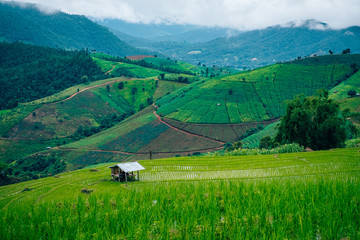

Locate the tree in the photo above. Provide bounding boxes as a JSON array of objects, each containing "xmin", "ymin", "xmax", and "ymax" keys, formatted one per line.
[
  {"xmin": 347, "ymin": 90, "xmax": 356, "ymax": 97},
  {"xmin": 259, "ymin": 136, "xmax": 274, "ymax": 149},
  {"xmin": 118, "ymin": 82, "xmax": 124, "ymax": 90},
  {"xmin": 131, "ymin": 87, "xmax": 137, "ymax": 95},
  {"xmin": 225, "ymin": 140, "xmax": 243, "ymax": 152},
  {"xmin": 159, "ymin": 73, "xmax": 165, "ymax": 80},
  {"xmin": 342, "ymin": 48, "xmax": 351, "ymax": 54},
  {"xmin": 275, "ymin": 89, "xmax": 356, "ymax": 150}
]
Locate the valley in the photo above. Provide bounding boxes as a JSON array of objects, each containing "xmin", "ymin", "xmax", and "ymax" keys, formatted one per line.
[{"xmin": 0, "ymin": 1, "xmax": 359, "ymax": 239}]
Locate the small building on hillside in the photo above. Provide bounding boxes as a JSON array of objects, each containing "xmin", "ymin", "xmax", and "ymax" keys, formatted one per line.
[{"xmin": 108, "ymin": 162, "xmax": 145, "ymax": 182}]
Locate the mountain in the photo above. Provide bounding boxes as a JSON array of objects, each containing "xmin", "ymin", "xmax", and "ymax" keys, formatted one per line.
[
  {"xmin": 178, "ymin": 23, "xmax": 360, "ymax": 68},
  {"xmin": 95, "ymin": 18, "xmax": 240, "ymax": 43},
  {"xmin": 105, "ymin": 19, "xmax": 360, "ymax": 69},
  {"xmin": 0, "ymin": 1, "xmax": 146, "ymax": 56}
]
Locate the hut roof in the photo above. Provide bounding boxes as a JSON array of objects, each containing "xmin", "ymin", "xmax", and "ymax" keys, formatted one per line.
[{"xmin": 108, "ymin": 162, "xmax": 145, "ymax": 173}]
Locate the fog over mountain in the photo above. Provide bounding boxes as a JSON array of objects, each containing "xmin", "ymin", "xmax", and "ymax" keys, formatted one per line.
[{"xmin": 3, "ymin": 0, "xmax": 359, "ymax": 30}]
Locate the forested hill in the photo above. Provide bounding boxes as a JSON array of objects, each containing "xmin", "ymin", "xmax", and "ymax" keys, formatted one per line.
[
  {"xmin": 0, "ymin": 42, "xmax": 104, "ymax": 109},
  {"xmin": 0, "ymin": 1, "xmax": 145, "ymax": 57}
]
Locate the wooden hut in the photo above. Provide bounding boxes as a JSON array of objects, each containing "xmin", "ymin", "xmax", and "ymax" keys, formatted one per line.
[{"xmin": 109, "ymin": 162, "xmax": 145, "ymax": 182}]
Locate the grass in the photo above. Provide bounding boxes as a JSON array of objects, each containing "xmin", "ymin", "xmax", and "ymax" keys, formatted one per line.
[
  {"xmin": 242, "ymin": 122, "xmax": 279, "ymax": 148},
  {"xmin": 1, "ymin": 147, "xmax": 359, "ymax": 239},
  {"xmin": 330, "ymin": 71, "xmax": 360, "ymax": 100},
  {"xmin": 64, "ymin": 106, "xmax": 157, "ymax": 150},
  {"xmin": 21, "ymin": 77, "xmax": 122, "ymax": 106},
  {"xmin": 157, "ymin": 55, "xmax": 360, "ymax": 124},
  {"xmin": 0, "ymin": 138, "xmax": 71, "ymax": 163},
  {"xmin": 153, "ymin": 80, "xmax": 188, "ymax": 101},
  {"xmin": 92, "ymin": 56, "xmax": 165, "ymax": 78},
  {"xmin": 48, "ymin": 104, "xmax": 223, "ymax": 169},
  {"xmin": 0, "ymin": 105, "xmax": 38, "ymax": 136},
  {"xmin": 143, "ymin": 57, "xmax": 201, "ymax": 74}
]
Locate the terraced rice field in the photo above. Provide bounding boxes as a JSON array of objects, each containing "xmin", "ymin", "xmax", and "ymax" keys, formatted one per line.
[
  {"xmin": 157, "ymin": 55, "xmax": 360, "ymax": 124},
  {"xmin": 1, "ymin": 147, "xmax": 359, "ymax": 239}
]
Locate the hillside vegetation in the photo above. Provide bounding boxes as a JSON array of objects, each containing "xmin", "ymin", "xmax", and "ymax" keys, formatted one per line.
[
  {"xmin": 127, "ymin": 21, "xmax": 360, "ymax": 69},
  {"xmin": 1, "ymin": 148, "xmax": 359, "ymax": 239},
  {"xmin": 0, "ymin": 42, "xmax": 104, "ymax": 109},
  {"xmin": 157, "ymin": 54, "xmax": 360, "ymax": 124},
  {"xmin": 0, "ymin": 1, "xmax": 146, "ymax": 57}
]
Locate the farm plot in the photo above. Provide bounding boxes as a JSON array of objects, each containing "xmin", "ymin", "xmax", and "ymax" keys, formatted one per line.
[
  {"xmin": 143, "ymin": 57, "xmax": 200, "ymax": 74},
  {"xmin": 98, "ymin": 120, "xmax": 169, "ymax": 152},
  {"xmin": 64, "ymin": 106, "xmax": 157, "ymax": 150},
  {"xmin": 242, "ymin": 121, "xmax": 279, "ymax": 148},
  {"xmin": 153, "ymin": 80, "xmax": 188, "ymax": 101},
  {"xmin": 137, "ymin": 127, "xmax": 223, "ymax": 154},
  {"xmin": 156, "ymin": 55, "xmax": 360, "ymax": 125},
  {"xmin": 1, "ymin": 148, "xmax": 360, "ymax": 239},
  {"xmin": 7, "ymin": 91, "xmax": 125, "ymax": 140},
  {"xmin": 163, "ymin": 117, "xmax": 279, "ymax": 142}
]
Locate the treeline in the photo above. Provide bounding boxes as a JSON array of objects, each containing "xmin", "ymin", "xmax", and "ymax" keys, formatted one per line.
[
  {"xmin": 71, "ymin": 112, "xmax": 134, "ymax": 140},
  {"xmin": 0, "ymin": 152, "xmax": 65, "ymax": 185},
  {"xmin": 97, "ymin": 55, "xmax": 196, "ymax": 75},
  {"xmin": 0, "ymin": 42, "xmax": 105, "ymax": 109}
]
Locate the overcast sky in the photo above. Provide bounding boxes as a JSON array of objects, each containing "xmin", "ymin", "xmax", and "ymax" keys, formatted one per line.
[{"xmin": 12, "ymin": 0, "xmax": 360, "ymax": 30}]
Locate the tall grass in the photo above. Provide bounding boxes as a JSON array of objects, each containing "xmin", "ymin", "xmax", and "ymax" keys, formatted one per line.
[
  {"xmin": 206, "ymin": 143, "xmax": 304, "ymax": 157},
  {"xmin": 1, "ymin": 176, "xmax": 359, "ymax": 239},
  {"xmin": 1, "ymin": 148, "xmax": 359, "ymax": 239}
]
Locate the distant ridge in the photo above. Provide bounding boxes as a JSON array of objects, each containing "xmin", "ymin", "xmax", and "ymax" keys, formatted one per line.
[
  {"xmin": 104, "ymin": 19, "xmax": 360, "ymax": 69},
  {"xmin": 0, "ymin": 1, "xmax": 147, "ymax": 56}
]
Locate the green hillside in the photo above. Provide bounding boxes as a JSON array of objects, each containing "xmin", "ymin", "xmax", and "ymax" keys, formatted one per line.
[
  {"xmin": 0, "ymin": 77, "xmax": 160, "ymax": 163},
  {"xmin": 0, "ymin": 42, "xmax": 104, "ymax": 110},
  {"xmin": 157, "ymin": 54, "xmax": 360, "ymax": 124},
  {"xmin": 50, "ymin": 105, "xmax": 222, "ymax": 170},
  {"xmin": 92, "ymin": 56, "xmax": 165, "ymax": 78},
  {"xmin": 1, "ymin": 148, "xmax": 359, "ymax": 239},
  {"xmin": 0, "ymin": 1, "xmax": 146, "ymax": 57}
]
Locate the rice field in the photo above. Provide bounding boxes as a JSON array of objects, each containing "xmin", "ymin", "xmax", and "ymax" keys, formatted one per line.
[
  {"xmin": 1, "ymin": 147, "xmax": 359, "ymax": 239},
  {"xmin": 156, "ymin": 55, "xmax": 360, "ymax": 124}
]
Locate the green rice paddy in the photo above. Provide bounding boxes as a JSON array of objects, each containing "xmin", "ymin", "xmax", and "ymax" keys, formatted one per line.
[
  {"xmin": 1, "ymin": 147, "xmax": 359, "ymax": 239},
  {"xmin": 157, "ymin": 55, "xmax": 360, "ymax": 124}
]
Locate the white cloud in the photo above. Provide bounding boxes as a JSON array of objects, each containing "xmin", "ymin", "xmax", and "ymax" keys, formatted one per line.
[{"xmin": 8, "ymin": 0, "xmax": 360, "ymax": 29}]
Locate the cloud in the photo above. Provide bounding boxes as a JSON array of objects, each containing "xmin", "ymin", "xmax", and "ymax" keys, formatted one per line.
[{"xmin": 8, "ymin": 0, "xmax": 360, "ymax": 30}]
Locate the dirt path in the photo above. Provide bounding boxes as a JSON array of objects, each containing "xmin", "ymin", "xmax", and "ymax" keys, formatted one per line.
[
  {"xmin": 58, "ymin": 79, "xmax": 120, "ymax": 103},
  {"xmin": 105, "ymin": 65, "xmax": 116, "ymax": 75},
  {"xmin": 152, "ymin": 106, "xmax": 226, "ymax": 145}
]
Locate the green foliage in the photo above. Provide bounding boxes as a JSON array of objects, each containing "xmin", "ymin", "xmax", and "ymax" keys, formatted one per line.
[
  {"xmin": 71, "ymin": 113, "xmax": 132, "ymax": 141},
  {"xmin": 275, "ymin": 90, "xmax": 356, "ymax": 150},
  {"xmin": 345, "ymin": 138, "xmax": 360, "ymax": 148},
  {"xmin": 118, "ymin": 82, "xmax": 124, "ymax": 89},
  {"xmin": 0, "ymin": 2, "xmax": 144, "ymax": 57},
  {"xmin": 225, "ymin": 140, "xmax": 243, "ymax": 152},
  {"xmin": 242, "ymin": 122, "xmax": 279, "ymax": 149},
  {"xmin": 157, "ymin": 55, "xmax": 360, "ymax": 124},
  {"xmin": 210, "ymin": 143, "xmax": 304, "ymax": 157},
  {"xmin": 259, "ymin": 136, "xmax": 275, "ymax": 149},
  {"xmin": 3, "ymin": 152, "xmax": 65, "ymax": 183},
  {"xmin": 2, "ymin": 148, "xmax": 360, "ymax": 239},
  {"xmin": 347, "ymin": 89, "xmax": 357, "ymax": 97},
  {"xmin": 0, "ymin": 42, "xmax": 104, "ymax": 109}
]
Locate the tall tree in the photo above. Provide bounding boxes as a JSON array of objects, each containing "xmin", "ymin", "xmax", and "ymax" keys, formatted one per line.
[{"xmin": 275, "ymin": 89, "xmax": 356, "ymax": 150}]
